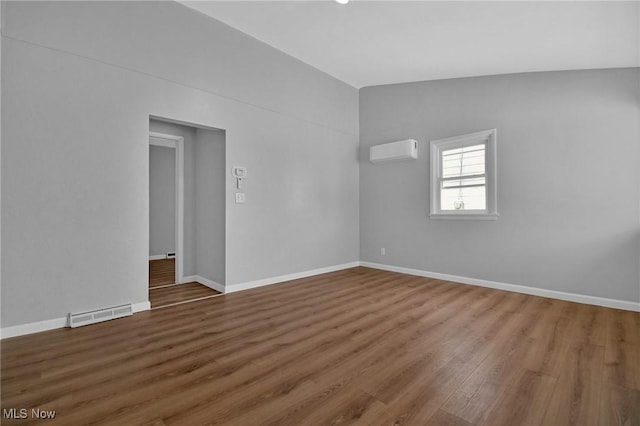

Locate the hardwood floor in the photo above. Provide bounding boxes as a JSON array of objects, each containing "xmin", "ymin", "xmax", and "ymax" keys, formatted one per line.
[
  {"xmin": 149, "ymin": 259, "xmax": 175, "ymax": 287},
  {"xmin": 149, "ymin": 282, "xmax": 221, "ymax": 309},
  {"xmin": 148, "ymin": 259, "xmax": 219, "ymax": 308},
  {"xmin": 1, "ymin": 267, "xmax": 639, "ymax": 425}
]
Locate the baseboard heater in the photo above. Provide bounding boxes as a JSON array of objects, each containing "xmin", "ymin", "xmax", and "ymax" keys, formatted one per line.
[{"xmin": 68, "ymin": 304, "xmax": 133, "ymax": 328}]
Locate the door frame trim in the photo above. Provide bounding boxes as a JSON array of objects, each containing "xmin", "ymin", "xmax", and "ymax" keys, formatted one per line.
[{"xmin": 149, "ymin": 131, "xmax": 185, "ymax": 285}]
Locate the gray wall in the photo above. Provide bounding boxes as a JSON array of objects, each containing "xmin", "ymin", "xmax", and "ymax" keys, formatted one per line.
[
  {"xmin": 1, "ymin": 1, "xmax": 359, "ymax": 327},
  {"xmin": 149, "ymin": 145, "xmax": 176, "ymax": 256},
  {"xmin": 195, "ymin": 128, "xmax": 226, "ymax": 285},
  {"xmin": 359, "ymin": 68, "xmax": 640, "ymax": 303},
  {"xmin": 0, "ymin": 1, "xmax": 3, "ymax": 314}
]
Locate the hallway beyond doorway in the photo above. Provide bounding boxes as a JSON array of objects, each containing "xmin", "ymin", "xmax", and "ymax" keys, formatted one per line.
[{"xmin": 149, "ymin": 259, "xmax": 175, "ymax": 287}]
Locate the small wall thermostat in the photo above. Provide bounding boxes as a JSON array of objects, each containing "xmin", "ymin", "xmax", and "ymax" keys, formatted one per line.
[
  {"xmin": 231, "ymin": 166, "xmax": 247, "ymax": 178},
  {"xmin": 232, "ymin": 166, "xmax": 247, "ymax": 189}
]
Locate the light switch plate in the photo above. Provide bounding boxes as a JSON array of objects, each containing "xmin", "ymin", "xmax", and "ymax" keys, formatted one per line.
[{"xmin": 235, "ymin": 192, "xmax": 245, "ymax": 204}]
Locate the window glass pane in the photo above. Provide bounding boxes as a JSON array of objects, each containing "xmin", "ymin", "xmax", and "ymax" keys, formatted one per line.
[
  {"xmin": 440, "ymin": 184, "xmax": 486, "ymax": 211},
  {"xmin": 442, "ymin": 143, "xmax": 485, "ymax": 178},
  {"xmin": 442, "ymin": 177, "xmax": 485, "ymax": 189}
]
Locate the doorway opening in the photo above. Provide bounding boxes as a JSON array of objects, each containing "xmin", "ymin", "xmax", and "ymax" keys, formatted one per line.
[
  {"xmin": 148, "ymin": 118, "xmax": 226, "ymax": 308},
  {"xmin": 149, "ymin": 132, "xmax": 183, "ymax": 288}
]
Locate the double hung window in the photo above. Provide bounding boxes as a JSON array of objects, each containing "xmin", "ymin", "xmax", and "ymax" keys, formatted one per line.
[{"xmin": 429, "ymin": 129, "xmax": 498, "ymax": 220}]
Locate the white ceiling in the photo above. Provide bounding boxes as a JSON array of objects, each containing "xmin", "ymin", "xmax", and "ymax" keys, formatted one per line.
[{"xmin": 182, "ymin": 1, "xmax": 640, "ymax": 88}]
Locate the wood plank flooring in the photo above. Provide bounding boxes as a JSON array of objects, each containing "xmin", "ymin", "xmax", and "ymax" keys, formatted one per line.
[
  {"xmin": 1, "ymin": 267, "xmax": 639, "ymax": 425},
  {"xmin": 149, "ymin": 282, "xmax": 221, "ymax": 309},
  {"xmin": 149, "ymin": 259, "xmax": 175, "ymax": 287}
]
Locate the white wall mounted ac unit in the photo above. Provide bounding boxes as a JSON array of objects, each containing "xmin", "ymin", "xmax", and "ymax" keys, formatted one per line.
[{"xmin": 370, "ymin": 139, "xmax": 418, "ymax": 163}]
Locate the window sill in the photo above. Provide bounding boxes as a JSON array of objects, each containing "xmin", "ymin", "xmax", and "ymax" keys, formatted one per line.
[{"xmin": 429, "ymin": 213, "xmax": 499, "ymax": 221}]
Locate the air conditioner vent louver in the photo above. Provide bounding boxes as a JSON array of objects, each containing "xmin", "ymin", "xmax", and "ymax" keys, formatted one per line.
[{"xmin": 68, "ymin": 304, "xmax": 133, "ymax": 328}]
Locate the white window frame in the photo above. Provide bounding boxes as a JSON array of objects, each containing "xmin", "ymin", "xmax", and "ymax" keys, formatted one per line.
[{"xmin": 429, "ymin": 129, "xmax": 498, "ymax": 220}]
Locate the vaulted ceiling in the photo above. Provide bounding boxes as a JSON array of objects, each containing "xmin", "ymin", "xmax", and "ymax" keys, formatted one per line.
[{"xmin": 182, "ymin": 1, "xmax": 640, "ymax": 88}]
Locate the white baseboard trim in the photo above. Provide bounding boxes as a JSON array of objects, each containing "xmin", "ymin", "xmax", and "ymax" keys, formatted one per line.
[
  {"xmin": 0, "ymin": 260, "xmax": 359, "ymax": 339},
  {"xmin": 149, "ymin": 254, "xmax": 166, "ymax": 261},
  {"xmin": 5, "ymin": 259, "xmax": 634, "ymax": 339},
  {"xmin": 225, "ymin": 261, "xmax": 360, "ymax": 294},
  {"xmin": 132, "ymin": 301, "xmax": 151, "ymax": 313},
  {"xmin": 0, "ymin": 317, "xmax": 68, "ymax": 340},
  {"xmin": 360, "ymin": 261, "xmax": 640, "ymax": 312},
  {"xmin": 1, "ymin": 300, "xmax": 152, "ymax": 340},
  {"xmin": 182, "ymin": 275, "xmax": 225, "ymax": 293}
]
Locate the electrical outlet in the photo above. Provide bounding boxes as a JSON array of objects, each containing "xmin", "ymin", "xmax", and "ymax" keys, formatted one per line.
[
  {"xmin": 235, "ymin": 193, "xmax": 245, "ymax": 204},
  {"xmin": 381, "ymin": 248, "xmax": 386, "ymax": 256}
]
